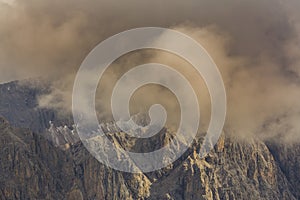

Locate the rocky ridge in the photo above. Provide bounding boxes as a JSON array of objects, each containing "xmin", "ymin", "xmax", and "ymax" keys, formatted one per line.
[
  {"xmin": 0, "ymin": 80, "xmax": 299, "ymax": 200},
  {"xmin": 1, "ymin": 116, "xmax": 299, "ymax": 199}
]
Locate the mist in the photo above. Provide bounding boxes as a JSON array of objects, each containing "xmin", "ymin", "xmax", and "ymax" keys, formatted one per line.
[{"xmin": 1, "ymin": 0, "xmax": 300, "ymax": 143}]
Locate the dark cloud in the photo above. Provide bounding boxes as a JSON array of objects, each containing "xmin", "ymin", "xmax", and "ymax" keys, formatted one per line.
[
  {"xmin": 0, "ymin": 0, "xmax": 294, "ymax": 81},
  {"xmin": 0, "ymin": 0, "xmax": 300, "ymax": 142}
]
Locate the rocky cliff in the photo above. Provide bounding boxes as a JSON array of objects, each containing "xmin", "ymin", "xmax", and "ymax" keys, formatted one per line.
[
  {"xmin": 0, "ymin": 81, "xmax": 299, "ymax": 200},
  {"xmin": 0, "ymin": 80, "xmax": 72, "ymax": 133},
  {"xmin": 0, "ymin": 116, "xmax": 299, "ymax": 200}
]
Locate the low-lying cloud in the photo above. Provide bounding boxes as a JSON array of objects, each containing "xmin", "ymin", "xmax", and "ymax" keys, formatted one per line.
[{"xmin": 1, "ymin": 0, "xmax": 300, "ymax": 143}]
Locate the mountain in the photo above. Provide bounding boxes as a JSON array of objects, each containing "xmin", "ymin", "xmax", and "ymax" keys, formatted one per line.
[
  {"xmin": 0, "ymin": 80, "xmax": 299, "ymax": 200},
  {"xmin": 0, "ymin": 80, "xmax": 72, "ymax": 133},
  {"xmin": 0, "ymin": 116, "xmax": 149, "ymax": 200}
]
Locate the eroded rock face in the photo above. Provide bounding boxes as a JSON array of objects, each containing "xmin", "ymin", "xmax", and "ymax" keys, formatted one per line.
[
  {"xmin": 0, "ymin": 117, "xmax": 151, "ymax": 200},
  {"xmin": 266, "ymin": 141, "xmax": 300, "ymax": 199},
  {"xmin": 0, "ymin": 117, "xmax": 299, "ymax": 200},
  {"xmin": 148, "ymin": 135, "xmax": 297, "ymax": 200},
  {"xmin": 0, "ymin": 80, "xmax": 72, "ymax": 133},
  {"xmin": 0, "ymin": 81, "xmax": 299, "ymax": 200}
]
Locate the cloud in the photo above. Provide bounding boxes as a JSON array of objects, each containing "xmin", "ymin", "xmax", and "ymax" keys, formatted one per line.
[
  {"xmin": 0, "ymin": 0, "xmax": 292, "ymax": 82},
  {"xmin": 1, "ymin": 0, "xmax": 300, "ymax": 143}
]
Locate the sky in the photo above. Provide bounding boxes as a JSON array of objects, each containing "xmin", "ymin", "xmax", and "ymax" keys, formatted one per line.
[{"xmin": 0, "ymin": 0, "xmax": 300, "ymax": 143}]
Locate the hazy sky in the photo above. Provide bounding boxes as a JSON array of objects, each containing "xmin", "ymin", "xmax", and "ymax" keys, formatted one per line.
[{"xmin": 1, "ymin": 0, "xmax": 300, "ymax": 143}]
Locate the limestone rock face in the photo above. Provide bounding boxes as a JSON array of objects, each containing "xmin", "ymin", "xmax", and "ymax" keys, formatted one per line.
[
  {"xmin": 0, "ymin": 81, "xmax": 299, "ymax": 200},
  {"xmin": 148, "ymin": 135, "xmax": 297, "ymax": 200},
  {"xmin": 0, "ymin": 117, "xmax": 151, "ymax": 200},
  {"xmin": 0, "ymin": 117, "xmax": 298, "ymax": 200},
  {"xmin": 0, "ymin": 80, "xmax": 72, "ymax": 133},
  {"xmin": 266, "ymin": 142, "xmax": 300, "ymax": 199}
]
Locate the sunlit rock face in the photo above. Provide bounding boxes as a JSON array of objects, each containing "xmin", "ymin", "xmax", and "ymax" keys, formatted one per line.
[
  {"xmin": 0, "ymin": 80, "xmax": 299, "ymax": 200},
  {"xmin": 44, "ymin": 122, "xmax": 79, "ymax": 147}
]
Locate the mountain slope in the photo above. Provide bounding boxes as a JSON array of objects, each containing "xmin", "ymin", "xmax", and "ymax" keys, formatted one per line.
[
  {"xmin": 1, "ymin": 116, "xmax": 299, "ymax": 200},
  {"xmin": 0, "ymin": 117, "xmax": 150, "ymax": 200},
  {"xmin": 0, "ymin": 80, "xmax": 299, "ymax": 200},
  {"xmin": 0, "ymin": 80, "xmax": 71, "ymax": 133}
]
